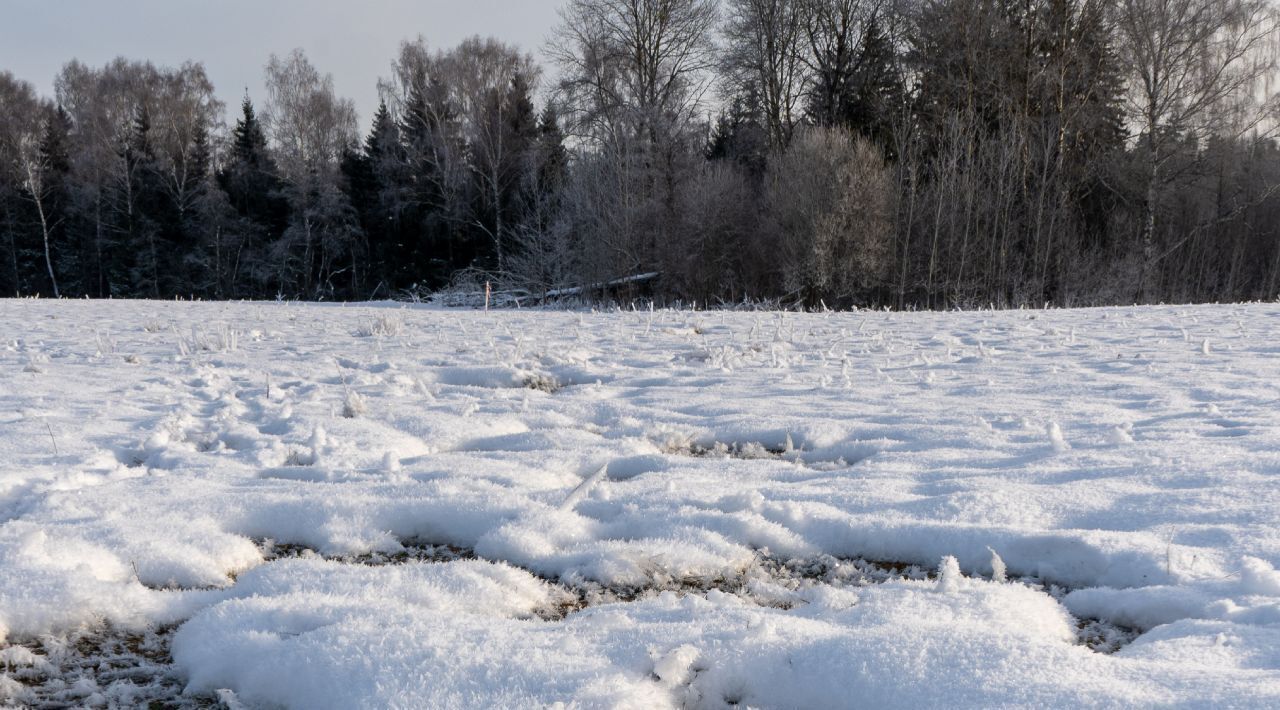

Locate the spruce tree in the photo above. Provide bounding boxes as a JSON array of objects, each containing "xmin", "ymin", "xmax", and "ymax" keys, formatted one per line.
[
  {"xmin": 399, "ymin": 78, "xmax": 462, "ymax": 289},
  {"xmin": 343, "ymin": 101, "xmax": 409, "ymax": 296},
  {"xmin": 494, "ymin": 73, "xmax": 541, "ymax": 269},
  {"xmin": 231, "ymin": 96, "xmax": 270, "ymax": 169},
  {"xmin": 218, "ymin": 95, "xmax": 287, "ymax": 297},
  {"xmin": 119, "ymin": 104, "xmax": 172, "ymax": 297},
  {"xmin": 536, "ymin": 105, "xmax": 568, "ymax": 193},
  {"xmin": 844, "ymin": 16, "xmax": 906, "ymax": 155},
  {"xmin": 705, "ymin": 92, "xmax": 768, "ymax": 179}
]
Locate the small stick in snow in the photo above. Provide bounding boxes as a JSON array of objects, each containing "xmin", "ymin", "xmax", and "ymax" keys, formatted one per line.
[
  {"xmin": 558, "ymin": 464, "xmax": 609, "ymax": 512},
  {"xmin": 45, "ymin": 420, "xmax": 58, "ymax": 456}
]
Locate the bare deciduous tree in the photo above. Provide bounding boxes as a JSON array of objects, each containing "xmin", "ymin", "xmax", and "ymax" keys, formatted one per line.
[
  {"xmin": 549, "ymin": 0, "xmax": 721, "ymax": 146},
  {"xmin": 1115, "ymin": 0, "xmax": 1280, "ymax": 297},
  {"xmin": 263, "ymin": 49, "xmax": 360, "ymax": 296},
  {"xmin": 549, "ymin": 0, "xmax": 722, "ymax": 284},
  {"xmin": 720, "ymin": 0, "xmax": 810, "ymax": 149},
  {"xmin": 263, "ymin": 50, "xmax": 356, "ymax": 183},
  {"xmin": 150, "ymin": 63, "xmax": 223, "ymax": 222}
]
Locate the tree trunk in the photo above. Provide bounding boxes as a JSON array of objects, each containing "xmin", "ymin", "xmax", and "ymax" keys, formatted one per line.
[{"xmin": 24, "ymin": 163, "xmax": 60, "ymax": 298}]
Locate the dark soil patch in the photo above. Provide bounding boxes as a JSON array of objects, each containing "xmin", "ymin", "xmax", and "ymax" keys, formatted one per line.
[{"xmin": 0, "ymin": 624, "xmax": 218, "ymax": 709}]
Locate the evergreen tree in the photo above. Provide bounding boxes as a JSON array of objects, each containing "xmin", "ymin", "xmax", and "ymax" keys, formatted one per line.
[
  {"xmin": 188, "ymin": 124, "xmax": 211, "ymax": 189},
  {"xmin": 117, "ymin": 104, "xmax": 172, "ymax": 297},
  {"xmin": 535, "ymin": 104, "xmax": 568, "ymax": 197},
  {"xmin": 844, "ymin": 17, "xmax": 906, "ymax": 154},
  {"xmin": 343, "ymin": 100, "xmax": 410, "ymax": 297},
  {"xmin": 399, "ymin": 78, "xmax": 463, "ymax": 289},
  {"xmin": 706, "ymin": 92, "xmax": 768, "ymax": 179},
  {"xmin": 1036, "ymin": 0, "xmax": 1128, "ymax": 247},
  {"xmin": 218, "ymin": 95, "xmax": 287, "ymax": 296},
  {"xmin": 506, "ymin": 102, "xmax": 574, "ymax": 294},
  {"xmin": 231, "ymin": 95, "xmax": 270, "ymax": 169}
]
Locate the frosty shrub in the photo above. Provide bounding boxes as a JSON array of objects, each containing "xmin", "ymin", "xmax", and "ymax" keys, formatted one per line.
[{"xmin": 765, "ymin": 126, "xmax": 893, "ymax": 305}]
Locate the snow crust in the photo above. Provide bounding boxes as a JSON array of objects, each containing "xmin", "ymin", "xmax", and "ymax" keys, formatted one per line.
[{"xmin": 2, "ymin": 299, "xmax": 1280, "ymax": 706}]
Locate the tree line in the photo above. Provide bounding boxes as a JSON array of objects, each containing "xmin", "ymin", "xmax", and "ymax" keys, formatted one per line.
[{"xmin": 2, "ymin": 0, "xmax": 1278, "ymax": 307}]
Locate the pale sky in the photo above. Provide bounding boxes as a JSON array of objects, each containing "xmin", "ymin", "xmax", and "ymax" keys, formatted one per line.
[{"xmin": 0, "ymin": 0, "xmax": 565, "ymax": 128}]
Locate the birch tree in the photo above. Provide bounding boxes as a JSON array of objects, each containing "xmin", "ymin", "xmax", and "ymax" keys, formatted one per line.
[
  {"xmin": 1115, "ymin": 0, "xmax": 1280, "ymax": 297},
  {"xmin": 263, "ymin": 49, "xmax": 361, "ymax": 297},
  {"xmin": 1, "ymin": 76, "xmax": 61, "ymax": 296}
]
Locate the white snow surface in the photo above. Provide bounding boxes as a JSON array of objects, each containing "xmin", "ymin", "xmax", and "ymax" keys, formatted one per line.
[{"xmin": 2, "ymin": 299, "xmax": 1280, "ymax": 707}]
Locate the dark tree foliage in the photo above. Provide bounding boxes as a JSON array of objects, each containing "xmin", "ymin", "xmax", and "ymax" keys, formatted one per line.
[
  {"xmin": 465, "ymin": 71, "xmax": 542, "ymax": 273},
  {"xmin": 36, "ymin": 106, "xmax": 73, "ymax": 295},
  {"xmin": 535, "ymin": 105, "xmax": 568, "ymax": 196},
  {"xmin": 117, "ymin": 105, "xmax": 175, "ymax": 297},
  {"xmin": 398, "ymin": 77, "xmax": 465, "ymax": 290},
  {"xmin": 217, "ymin": 97, "xmax": 288, "ymax": 297},
  {"xmin": 842, "ymin": 16, "xmax": 906, "ymax": 153},
  {"xmin": 707, "ymin": 91, "xmax": 769, "ymax": 179},
  {"xmin": 360, "ymin": 102, "xmax": 411, "ymax": 293}
]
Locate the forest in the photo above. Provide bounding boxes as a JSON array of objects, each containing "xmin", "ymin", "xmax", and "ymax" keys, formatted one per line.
[{"xmin": 1, "ymin": 0, "xmax": 1278, "ymax": 308}]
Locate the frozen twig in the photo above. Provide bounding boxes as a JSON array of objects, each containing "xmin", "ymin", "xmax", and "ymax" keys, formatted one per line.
[{"xmin": 559, "ymin": 464, "xmax": 609, "ymax": 512}]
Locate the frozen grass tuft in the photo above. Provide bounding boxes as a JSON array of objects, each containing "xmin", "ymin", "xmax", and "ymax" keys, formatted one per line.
[
  {"xmin": 283, "ymin": 449, "xmax": 315, "ymax": 467},
  {"xmin": 1048, "ymin": 421, "xmax": 1070, "ymax": 452},
  {"xmin": 94, "ymin": 331, "xmax": 118, "ymax": 355},
  {"xmin": 342, "ymin": 390, "xmax": 368, "ymax": 418},
  {"xmin": 175, "ymin": 324, "xmax": 239, "ymax": 355},
  {"xmin": 937, "ymin": 556, "xmax": 962, "ymax": 594},
  {"xmin": 355, "ymin": 314, "xmax": 404, "ymax": 338},
  {"xmin": 988, "ymin": 547, "xmax": 1007, "ymax": 583},
  {"xmin": 0, "ymin": 624, "xmax": 215, "ymax": 708}
]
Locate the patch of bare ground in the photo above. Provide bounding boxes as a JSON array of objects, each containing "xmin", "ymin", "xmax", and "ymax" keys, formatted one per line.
[
  {"xmin": 0, "ymin": 624, "xmax": 219, "ymax": 709},
  {"xmin": 0, "ymin": 545, "xmax": 1140, "ymax": 707}
]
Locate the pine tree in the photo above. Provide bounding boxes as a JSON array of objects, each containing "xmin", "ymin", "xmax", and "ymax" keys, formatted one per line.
[
  {"xmin": 806, "ymin": 8, "xmax": 860, "ymax": 133},
  {"xmin": 188, "ymin": 124, "xmax": 211, "ymax": 187},
  {"xmin": 507, "ymin": 102, "xmax": 574, "ymax": 295},
  {"xmin": 178, "ymin": 123, "xmax": 217, "ymax": 295},
  {"xmin": 185, "ymin": 140, "xmax": 242, "ymax": 299},
  {"xmin": 1036, "ymin": 0, "xmax": 1127, "ymax": 247},
  {"xmin": 488, "ymin": 72, "xmax": 541, "ymax": 270}
]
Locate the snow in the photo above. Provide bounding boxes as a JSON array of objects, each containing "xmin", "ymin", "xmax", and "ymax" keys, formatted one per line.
[{"xmin": 2, "ymin": 299, "xmax": 1280, "ymax": 706}]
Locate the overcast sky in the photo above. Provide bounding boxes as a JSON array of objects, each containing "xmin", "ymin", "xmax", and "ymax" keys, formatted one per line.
[{"xmin": 1, "ymin": 0, "xmax": 564, "ymax": 127}]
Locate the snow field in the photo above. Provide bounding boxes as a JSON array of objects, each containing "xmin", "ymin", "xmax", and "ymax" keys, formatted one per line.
[{"xmin": 1, "ymin": 300, "xmax": 1279, "ymax": 706}]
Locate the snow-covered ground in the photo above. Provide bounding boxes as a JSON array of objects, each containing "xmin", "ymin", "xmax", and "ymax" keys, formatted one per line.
[{"xmin": 2, "ymin": 299, "xmax": 1279, "ymax": 708}]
